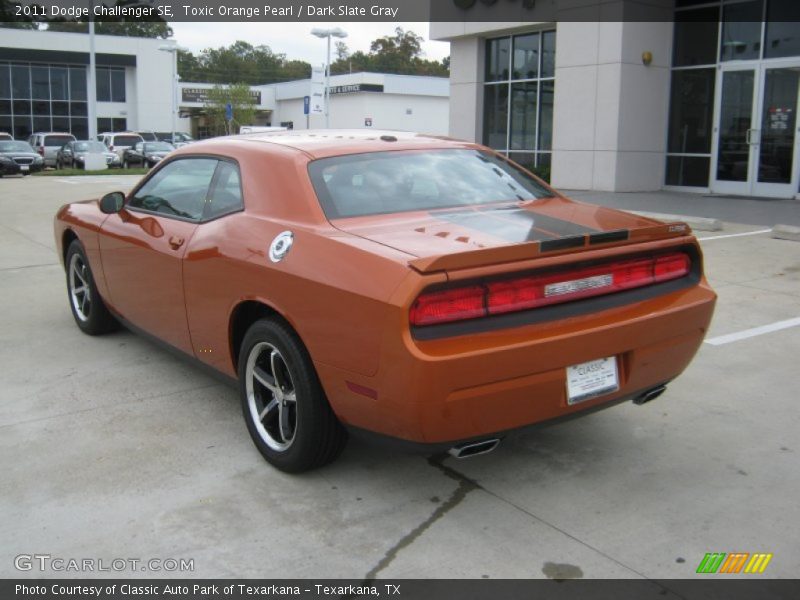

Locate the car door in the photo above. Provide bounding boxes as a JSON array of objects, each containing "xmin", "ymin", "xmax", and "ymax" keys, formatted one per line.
[{"xmin": 99, "ymin": 157, "xmax": 219, "ymax": 354}]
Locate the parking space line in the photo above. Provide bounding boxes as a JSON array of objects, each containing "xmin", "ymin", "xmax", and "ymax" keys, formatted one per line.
[
  {"xmin": 697, "ymin": 229, "xmax": 772, "ymax": 241},
  {"xmin": 705, "ymin": 317, "xmax": 800, "ymax": 346}
]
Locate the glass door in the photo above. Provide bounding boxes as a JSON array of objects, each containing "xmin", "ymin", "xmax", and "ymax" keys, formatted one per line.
[
  {"xmin": 752, "ymin": 63, "xmax": 800, "ymax": 198},
  {"xmin": 713, "ymin": 61, "xmax": 800, "ymax": 198},
  {"xmin": 712, "ymin": 65, "xmax": 759, "ymax": 196}
]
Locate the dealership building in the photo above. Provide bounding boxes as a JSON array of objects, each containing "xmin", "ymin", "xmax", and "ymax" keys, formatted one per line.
[
  {"xmin": 432, "ymin": 1, "xmax": 800, "ymax": 198},
  {"xmin": 0, "ymin": 28, "xmax": 449, "ymax": 144}
]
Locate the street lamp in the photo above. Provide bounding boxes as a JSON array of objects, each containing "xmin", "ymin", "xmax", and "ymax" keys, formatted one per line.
[
  {"xmin": 310, "ymin": 27, "xmax": 348, "ymax": 129},
  {"xmin": 158, "ymin": 44, "xmax": 187, "ymax": 143}
]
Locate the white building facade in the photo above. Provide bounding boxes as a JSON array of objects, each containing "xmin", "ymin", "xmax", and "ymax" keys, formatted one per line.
[
  {"xmin": 178, "ymin": 72, "xmax": 450, "ymax": 137},
  {"xmin": 1, "ymin": 28, "xmax": 176, "ymax": 139},
  {"xmin": 432, "ymin": 3, "xmax": 800, "ymax": 199}
]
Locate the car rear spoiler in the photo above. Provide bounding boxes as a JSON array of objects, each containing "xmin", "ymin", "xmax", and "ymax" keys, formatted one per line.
[{"xmin": 407, "ymin": 221, "xmax": 693, "ymax": 274}]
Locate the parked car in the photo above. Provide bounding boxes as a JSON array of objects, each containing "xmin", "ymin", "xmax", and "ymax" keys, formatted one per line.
[
  {"xmin": 54, "ymin": 130, "xmax": 717, "ymax": 473},
  {"xmin": 57, "ymin": 140, "xmax": 121, "ymax": 170},
  {"xmin": 0, "ymin": 140, "xmax": 45, "ymax": 176},
  {"xmin": 98, "ymin": 132, "xmax": 144, "ymax": 161},
  {"xmin": 0, "ymin": 132, "xmax": 12, "ymax": 141},
  {"xmin": 27, "ymin": 132, "xmax": 77, "ymax": 167},
  {"xmin": 122, "ymin": 141, "xmax": 175, "ymax": 168},
  {"xmin": 155, "ymin": 131, "xmax": 194, "ymax": 147}
]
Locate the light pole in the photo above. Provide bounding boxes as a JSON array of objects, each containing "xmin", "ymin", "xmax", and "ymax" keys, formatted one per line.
[
  {"xmin": 310, "ymin": 27, "xmax": 348, "ymax": 129},
  {"xmin": 158, "ymin": 44, "xmax": 186, "ymax": 142}
]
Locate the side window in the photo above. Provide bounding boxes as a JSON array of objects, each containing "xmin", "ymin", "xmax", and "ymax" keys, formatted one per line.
[
  {"xmin": 205, "ymin": 160, "xmax": 244, "ymax": 220},
  {"xmin": 128, "ymin": 158, "xmax": 218, "ymax": 221}
]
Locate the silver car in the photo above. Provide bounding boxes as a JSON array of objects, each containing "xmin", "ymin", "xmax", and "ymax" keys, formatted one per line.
[{"xmin": 27, "ymin": 132, "xmax": 77, "ymax": 167}]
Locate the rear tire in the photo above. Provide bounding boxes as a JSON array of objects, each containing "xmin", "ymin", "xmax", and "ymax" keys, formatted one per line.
[
  {"xmin": 65, "ymin": 240, "xmax": 118, "ymax": 335},
  {"xmin": 239, "ymin": 318, "xmax": 347, "ymax": 473}
]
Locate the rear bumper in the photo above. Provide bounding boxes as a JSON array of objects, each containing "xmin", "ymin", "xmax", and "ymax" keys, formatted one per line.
[{"xmin": 317, "ymin": 281, "xmax": 716, "ymax": 445}]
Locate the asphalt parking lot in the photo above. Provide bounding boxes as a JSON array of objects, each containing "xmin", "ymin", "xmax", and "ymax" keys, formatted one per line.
[{"xmin": 1, "ymin": 174, "xmax": 798, "ymax": 580}]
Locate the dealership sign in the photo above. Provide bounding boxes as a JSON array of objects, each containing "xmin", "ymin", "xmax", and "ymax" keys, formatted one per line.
[
  {"xmin": 329, "ymin": 84, "xmax": 384, "ymax": 95},
  {"xmin": 181, "ymin": 87, "xmax": 261, "ymax": 104}
]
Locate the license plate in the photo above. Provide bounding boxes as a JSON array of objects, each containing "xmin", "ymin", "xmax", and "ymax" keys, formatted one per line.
[
  {"xmin": 20, "ymin": 165, "xmax": 29, "ymax": 171},
  {"xmin": 566, "ymin": 357, "xmax": 619, "ymax": 405}
]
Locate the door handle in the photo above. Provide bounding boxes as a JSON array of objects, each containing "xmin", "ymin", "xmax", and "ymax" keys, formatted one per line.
[{"xmin": 168, "ymin": 236, "xmax": 185, "ymax": 250}]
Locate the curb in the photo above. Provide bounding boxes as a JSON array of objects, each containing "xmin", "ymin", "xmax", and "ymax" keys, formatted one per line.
[
  {"xmin": 771, "ymin": 224, "xmax": 800, "ymax": 242},
  {"xmin": 629, "ymin": 211, "xmax": 723, "ymax": 232}
]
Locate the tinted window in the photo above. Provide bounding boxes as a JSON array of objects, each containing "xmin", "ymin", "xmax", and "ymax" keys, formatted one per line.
[
  {"xmin": 206, "ymin": 161, "xmax": 244, "ymax": 219},
  {"xmin": 667, "ymin": 68, "xmax": 716, "ymax": 154},
  {"xmin": 308, "ymin": 150, "xmax": 553, "ymax": 219},
  {"xmin": 74, "ymin": 141, "xmax": 105, "ymax": 152},
  {"xmin": 720, "ymin": 1, "xmax": 763, "ymax": 62},
  {"xmin": 129, "ymin": 158, "xmax": 217, "ymax": 221},
  {"xmin": 144, "ymin": 142, "xmax": 174, "ymax": 152},
  {"xmin": 672, "ymin": 8, "xmax": 719, "ymax": 66},
  {"xmin": 113, "ymin": 135, "xmax": 142, "ymax": 147},
  {"xmin": 44, "ymin": 135, "xmax": 75, "ymax": 147},
  {"xmin": 765, "ymin": 0, "xmax": 800, "ymax": 59}
]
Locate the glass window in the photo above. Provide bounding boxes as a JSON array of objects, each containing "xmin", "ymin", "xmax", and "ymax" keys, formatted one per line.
[
  {"xmin": 32, "ymin": 100, "xmax": 49, "ymax": 116},
  {"xmin": 667, "ymin": 69, "xmax": 716, "ymax": 154},
  {"xmin": 112, "ymin": 118, "xmax": 127, "ymax": 132},
  {"xmin": 96, "ymin": 68, "xmax": 111, "ymax": 102},
  {"xmin": 129, "ymin": 159, "xmax": 218, "ymax": 221},
  {"xmin": 720, "ymin": 1, "xmax": 764, "ymax": 62},
  {"xmin": 0, "ymin": 99, "xmax": 10, "ymax": 115},
  {"xmin": 70, "ymin": 102, "xmax": 87, "ymax": 117},
  {"xmin": 666, "ymin": 156, "xmax": 711, "ymax": 187},
  {"xmin": 97, "ymin": 118, "xmax": 112, "ymax": 134},
  {"xmin": 44, "ymin": 134, "xmax": 75, "ymax": 147},
  {"xmin": 308, "ymin": 150, "xmax": 552, "ymax": 219},
  {"xmin": 513, "ymin": 33, "xmax": 539, "ymax": 80},
  {"xmin": 13, "ymin": 115, "xmax": 32, "ymax": 140},
  {"xmin": 110, "ymin": 69, "xmax": 125, "ymax": 102},
  {"xmin": 483, "ymin": 84, "xmax": 508, "ymax": 150},
  {"xmin": 541, "ymin": 31, "xmax": 556, "ymax": 78},
  {"xmin": 0, "ymin": 115, "xmax": 12, "ymax": 136},
  {"xmin": 206, "ymin": 161, "xmax": 244, "ymax": 219},
  {"xmin": 486, "ymin": 37, "xmax": 510, "ymax": 83},
  {"xmin": 70, "ymin": 118, "xmax": 88, "ymax": 140},
  {"xmin": 50, "ymin": 67, "xmax": 68, "ymax": 101},
  {"xmin": 52, "ymin": 116, "xmax": 69, "ymax": 132},
  {"xmin": 0, "ymin": 64, "xmax": 11, "ymax": 99},
  {"xmin": 672, "ymin": 8, "xmax": 720, "ymax": 67},
  {"xmin": 510, "ymin": 81, "xmax": 537, "ymax": 150},
  {"xmin": 538, "ymin": 81, "xmax": 554, "ymax": 151},
  {"xmin": 31, "ymin": 67, "xmax": 49, "ymax": 100},
  {"xmin": 70, "ymin": 67, "xmax": 87, "ymax": 101},
  {"xmin": 33, "ymin": 116, "xmax": 51, "ymax": 132},
  {"xmin": 13, "ymin": 100, "xmax": 31, "ymax": 115},
  {"xmin": 12, "ymin": 66, "xmax": 30, "ymax": 99},
  {"xmin": 765, "ymin": 0, "xmax": 800, "ymax": 59},
  {"xmin": 484, "ymin": 31, "xmax": 555, "ymax": 157},
  {"xmin": 52, "ymin": 101, "xmax": 69, "ymax": 116}
]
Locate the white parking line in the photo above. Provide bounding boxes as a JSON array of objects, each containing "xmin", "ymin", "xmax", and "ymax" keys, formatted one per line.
[
  {"xmin": 705, "ymin": 317, "xmax": 800, "ymax": 346},
  {"xmin": 697, "ymin": 229, "xmax": 772, "ymax": 241}
]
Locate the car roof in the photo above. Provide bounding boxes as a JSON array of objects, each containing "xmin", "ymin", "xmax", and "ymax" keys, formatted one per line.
[
  {"xmin": 32, "ymin": 132, "xmax": 76, "ymax": 137},
  {"xmin": 191, "ymin": 129, "xmax": 477, "ymax": 160}
]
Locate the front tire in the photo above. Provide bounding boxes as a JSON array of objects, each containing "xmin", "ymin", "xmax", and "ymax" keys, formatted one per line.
[
  {"xmin": 65, "ymin": 240, "xmax": 118, "ymax": 335},
  {"xmin": 239, "ymin": 318, "xmax": 347, "ymax": 473}
]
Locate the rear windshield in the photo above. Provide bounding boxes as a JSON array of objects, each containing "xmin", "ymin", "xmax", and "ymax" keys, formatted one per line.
[
  {"xmin": 308, "ymin": 149, "xmax": 553, "ymax": 219},
  {"xmin": 113, "ymin": 136, "xmax": 142, "ymax": 147},
  {"xmin": 0, "ymin": 141, "xmax": 35, "ymax": 153},
  {"xmin": 139, "ymin": 132, "xmax": 157, "ymax": 141},
  {"xmin": 45, "ymin": 135, "xmax": 75, "ymax": 147},
  {"xmin": 74, "ymin": 141, "xmax": 106, "ymax": 152}
]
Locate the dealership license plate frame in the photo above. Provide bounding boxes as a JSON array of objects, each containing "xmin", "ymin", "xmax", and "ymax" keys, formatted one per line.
[
  {"xmin": 566, "ymin": 356, "xmax": 619, "ymax": 405},
  {"xmin": 20, "ymin": 165, "xmax": 29, "ymax": 172}
]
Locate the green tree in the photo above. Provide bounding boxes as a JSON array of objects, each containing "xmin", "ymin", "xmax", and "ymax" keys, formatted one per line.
[
  {"xmin": 178, "ymin": 41, "xmax": 310, "ymax": 85},
  {"xmin": 330, "ymin": 28, "xmax": 449, "ymax": 77},
  {"xmin": 204, "ymin": 83, "xmax": 257, "ymax": 136}
]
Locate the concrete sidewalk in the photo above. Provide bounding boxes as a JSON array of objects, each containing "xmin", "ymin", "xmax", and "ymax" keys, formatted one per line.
[{"xmin": 561, "ymin": 189, "xmax": 800, "ymax": 228}]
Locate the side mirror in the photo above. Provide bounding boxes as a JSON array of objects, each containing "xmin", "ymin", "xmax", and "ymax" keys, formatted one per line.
[{"xmin": 99, "ymin": 191, "xmax": 125, "ymax": 214}]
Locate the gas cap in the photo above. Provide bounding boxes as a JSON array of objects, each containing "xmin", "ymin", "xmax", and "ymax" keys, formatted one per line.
[{"xmin": 269, "ymin": 231, "xmax": 294, "ymax": 263}]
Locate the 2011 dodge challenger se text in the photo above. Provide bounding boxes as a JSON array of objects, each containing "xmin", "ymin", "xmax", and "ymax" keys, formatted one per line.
[{"xmin": 54, "ymin": 131, "xmax": 716, "ymax": 472}]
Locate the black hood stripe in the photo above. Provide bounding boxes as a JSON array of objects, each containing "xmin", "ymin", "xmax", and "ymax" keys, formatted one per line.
[{"xmin": 434, "ymin": 207, "xmax": 599, "ymax": 244}]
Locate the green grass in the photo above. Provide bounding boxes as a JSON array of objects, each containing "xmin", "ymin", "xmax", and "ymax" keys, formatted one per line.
[{"xmin": 33, "ymin": 168, "xmax": 148, "ymax": 177}]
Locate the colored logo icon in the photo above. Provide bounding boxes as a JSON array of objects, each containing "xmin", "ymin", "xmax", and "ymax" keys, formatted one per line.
[{"xmin": 696, "ymin": 553, "xmax": 773, "ymax": 574}]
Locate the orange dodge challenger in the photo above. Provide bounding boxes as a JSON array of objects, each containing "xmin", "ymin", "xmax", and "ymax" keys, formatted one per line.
[{"xmin": 54, "ymin": 131, "xmax": 716, "ymax": 472}]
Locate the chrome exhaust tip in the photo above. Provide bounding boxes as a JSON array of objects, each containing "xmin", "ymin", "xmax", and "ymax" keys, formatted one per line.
[
  {"xmin": 448, "ymin": 438, "xmax": 500, "ymax": 459},
  {"xmin": 633, "ymin": 384, "xmax": 667, "ymax": 406}
]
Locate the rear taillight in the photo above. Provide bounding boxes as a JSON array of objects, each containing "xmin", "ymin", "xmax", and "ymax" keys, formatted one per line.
[
  {"xmin": 410, "ymin": 252, "xmax": 691, "ymax": 327},
  {"xmin": 109, "ymin": 145, "xmax": 114, "ymax": 151},
  {"xmin": 38, "ymin": 146, "xmax": 44, "ymax": 156}
]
